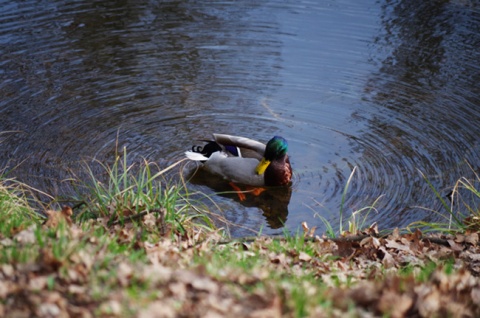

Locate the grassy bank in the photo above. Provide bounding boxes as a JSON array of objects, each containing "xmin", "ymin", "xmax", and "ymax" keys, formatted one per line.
[{"xmin": 1, "ymin": 153, "xmax": 479, "ymax": 317}]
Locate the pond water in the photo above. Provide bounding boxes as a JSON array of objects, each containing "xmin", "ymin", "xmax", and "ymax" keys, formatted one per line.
[{"xmin": 1, "ymin": 0, "xmax": 480, "ymax": 237}]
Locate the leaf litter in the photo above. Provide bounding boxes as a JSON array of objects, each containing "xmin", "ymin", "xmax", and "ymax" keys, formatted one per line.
[{"xmin": 0, "ymin": 207, "xmax": 479, "ymax": 317}]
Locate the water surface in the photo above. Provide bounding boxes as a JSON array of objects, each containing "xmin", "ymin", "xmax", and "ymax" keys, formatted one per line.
[{"xmin": 1, "ymin": 0, "xmax": 480, "ymax": 236}]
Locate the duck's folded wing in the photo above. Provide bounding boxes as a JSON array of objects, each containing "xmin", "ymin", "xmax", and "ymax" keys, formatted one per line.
[{"xmin": 213, "ymin": 134, "xmax": 266, "ymax": 155}]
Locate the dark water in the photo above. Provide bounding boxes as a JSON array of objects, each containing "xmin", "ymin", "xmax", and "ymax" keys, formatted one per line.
[{"xmin": 1, "ymin": 0, "xmax": 480, "ymax": 236}]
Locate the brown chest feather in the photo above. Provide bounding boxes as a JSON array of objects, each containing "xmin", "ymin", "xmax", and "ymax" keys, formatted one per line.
[{"xmin": 264, "ymin": 156, "xmax": 292, "ymax": 186}]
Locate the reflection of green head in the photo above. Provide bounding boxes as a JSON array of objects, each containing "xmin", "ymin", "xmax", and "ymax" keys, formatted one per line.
[{"xmin": 265, "ymin": 136, "xmax": 288, "ymax": 161}]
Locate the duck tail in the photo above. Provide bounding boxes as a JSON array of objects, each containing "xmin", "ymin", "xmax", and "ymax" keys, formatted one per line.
[
  {"xmin": 185, "ymin": 151, "xmax": 209, "ymax": 161},
  {"xmin": 191, "ymin": 141, "xmax": 222, "ymax": 157}
]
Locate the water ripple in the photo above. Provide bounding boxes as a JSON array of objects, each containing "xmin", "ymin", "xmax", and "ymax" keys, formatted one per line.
[{"xmin": 1, "ymin": 0, "xmax": 480, "ymax": 236}]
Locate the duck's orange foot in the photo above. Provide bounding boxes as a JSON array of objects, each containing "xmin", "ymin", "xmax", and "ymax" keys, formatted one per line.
[
  {"xmin": 229, "ymin": 182, "xmax": 247, "ymax": 201},
  {"xmin": 246, "ymin": 186, "xmax": 267, "ymax": 197}
]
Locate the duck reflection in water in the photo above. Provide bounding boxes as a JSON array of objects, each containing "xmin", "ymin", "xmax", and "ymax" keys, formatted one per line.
[{"xmin": 187, "ymin": 168, "xmax": 292, "ymax": 229}]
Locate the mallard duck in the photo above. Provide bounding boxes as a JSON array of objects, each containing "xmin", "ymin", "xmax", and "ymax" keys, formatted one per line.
[{"xmin": 185, "ymin": 134, "xmax": 292, "ymax": 187}]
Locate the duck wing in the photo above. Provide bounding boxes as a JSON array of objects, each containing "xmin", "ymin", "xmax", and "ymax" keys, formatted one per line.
[{"xmin": 213, "ymin": 134, "xmax": 266, "ymax": 160}]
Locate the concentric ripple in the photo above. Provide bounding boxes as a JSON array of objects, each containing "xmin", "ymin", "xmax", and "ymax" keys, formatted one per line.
[{"xmin": 1, "ymin": 0, "xmax": 480, "ymax": 236}]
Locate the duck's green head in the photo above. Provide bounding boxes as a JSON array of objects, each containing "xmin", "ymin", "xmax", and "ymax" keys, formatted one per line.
[
  {"xmin": 265, "ymin": 136, "xmax": 288, "ymax": 160},
  {"xmin": 255, "ymin": 136, "xmax": 288, "ymax": 175}
]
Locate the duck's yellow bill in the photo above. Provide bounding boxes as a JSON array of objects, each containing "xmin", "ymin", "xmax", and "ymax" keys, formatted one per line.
[{"xmin": 255, "ymin": 158, "xmax": 271, "ymax": 175}]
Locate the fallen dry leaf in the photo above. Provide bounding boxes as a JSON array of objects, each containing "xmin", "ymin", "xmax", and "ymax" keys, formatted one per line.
[
  {"xmin": 43, "ymin": 206, "xmax": 73, "ymax": 229},
  {"xmin": 377, "ymin": 290, "xmax": 413, "ymax": 318},
  {"xmin": 138, "ymin": 301, "xmax": 176, "ymax": 318},
  {"xmin": 379, "ymin": 246, "xmax": 396, "ymax": 268},
  {"xmin": 465, "ymin": 232, "xmax": 479, "ymax": 246},
  {"xmin": 117, "ymin": 262, "xmax": 133, "ymax": 287},
  {"xmin": 299, "ymin": 252, "xmax": 312, "ymax": 262},
  {"xmin": 415, "ymin": 285, "xmax": 441, "ymax": 317},
  {"xmin": 385, "ymin": 239, "xmax": 412, "ymax": 253},
  {"xmin": 448, "ymin": 239, "xmax": 466, "ymax": 252},
  {"xmin": 13, "ymin": 225, "xmax": 36, "ymax": 244},
  {"xmin": 301, "ymin": 221, "xmax": 309, "ymax": 234}
]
